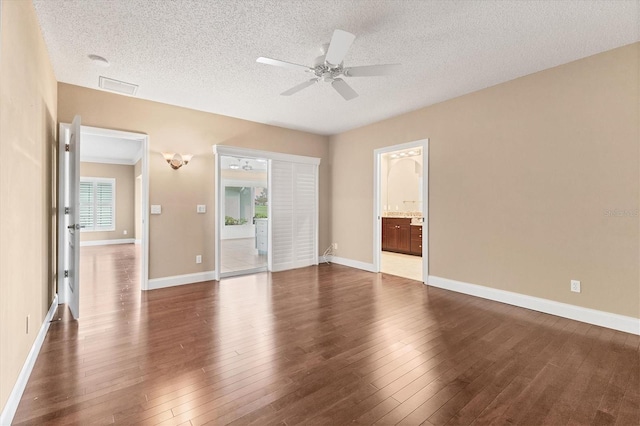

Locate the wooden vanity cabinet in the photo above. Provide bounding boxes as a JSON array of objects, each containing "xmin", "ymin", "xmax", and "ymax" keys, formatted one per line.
[
  {"xmin": 410, "ymin": 225, "xmax": 423, "ymax": 256},
  {"xmin": 382, "ymin": 218, "xmax": 411, "ymax": 254}
]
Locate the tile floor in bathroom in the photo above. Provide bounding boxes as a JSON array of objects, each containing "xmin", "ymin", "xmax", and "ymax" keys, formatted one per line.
[{"xmin": 380, "ymin": 250, "xmax": 423, "ymax": 282}]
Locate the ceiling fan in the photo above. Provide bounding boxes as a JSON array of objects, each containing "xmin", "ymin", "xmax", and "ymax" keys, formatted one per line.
[{"xmin": 257, "ymin": 29, "xmax": 400, "ymax": 101}]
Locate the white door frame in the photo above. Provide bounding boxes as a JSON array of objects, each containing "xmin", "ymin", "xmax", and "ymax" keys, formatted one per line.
[
  {"xmin": 135, "ymin": 175, "xmax": 143, "ymax": 244},
  {"xmin": 57, "ymin": 128, "xmax": 64, "ymax": 303},
  {"xmin": 373, "ymin": 139, "xmax": 429, "ymax": 283},
  {"xmin": 58, "ymin": 124, "xmax": 151, "ymax": 297}
]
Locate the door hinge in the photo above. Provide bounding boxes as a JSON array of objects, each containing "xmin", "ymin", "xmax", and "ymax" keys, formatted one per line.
[
  {"xmin": 65, "ymin": 144, "xmax": 70, "ymax": 152},
  {"xmin": 64, "ymin": 270, "xmax": 69, "ymax": 278},
  {"xmin": 65, "ymin": 207, "xmax": 70, "ymax": 214}
]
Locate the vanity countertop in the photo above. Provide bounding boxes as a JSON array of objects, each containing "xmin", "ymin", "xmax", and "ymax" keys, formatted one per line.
[{"xmin": 382, "ymin": 216, "xmax": 423, "ymax": 225}]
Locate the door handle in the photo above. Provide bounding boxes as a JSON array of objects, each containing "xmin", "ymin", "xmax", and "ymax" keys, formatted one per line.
[{"xmin": 68, "ymin": 224, "xmax": 81, "ymax": 230}]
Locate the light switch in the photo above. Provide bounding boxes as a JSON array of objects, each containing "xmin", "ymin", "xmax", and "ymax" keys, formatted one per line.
[
  {"xmin": 197, "ymin": 205, "xmax": 206, "ymax": 213},
  {"xmin": 150, "ymin": 205, "xmax": 162, "ymax": 215}
]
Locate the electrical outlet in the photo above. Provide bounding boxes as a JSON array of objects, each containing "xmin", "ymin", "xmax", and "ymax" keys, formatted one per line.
[
  {"xmin": 333, "ymin": 243, "xmax": 338, "ymax": 250},
  {"xmin": 570, "ymin": 280, "xmax": 581, "ymax": 293},
  {"xmin": 197, "ymin": 205, "xmax": 206, "ymax": 213},
  {"xmin": 26, "ymin": 315, "xmax": 30, "ymax": 334},
  {"xmin": 196, "ymin": 255, "xmax": 202, "ymax": 264},
  {"xmin": 123, "ymin": 230, "xmax": 127, "ymax": 235}
]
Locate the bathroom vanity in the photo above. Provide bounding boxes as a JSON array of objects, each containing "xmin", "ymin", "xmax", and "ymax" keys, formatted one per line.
[{"xmin": 382, "ymin": 217, "xmax": 422, "ymax": 256}]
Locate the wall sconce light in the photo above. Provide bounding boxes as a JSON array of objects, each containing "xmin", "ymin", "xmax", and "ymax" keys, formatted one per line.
[{"xmin": 161, "ymin": 152, "xmax": 193, "ymax": 170}]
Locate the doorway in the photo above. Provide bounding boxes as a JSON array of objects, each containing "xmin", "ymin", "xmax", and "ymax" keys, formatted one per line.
[
  {"xmin": 219, "ymin": 155, "xmax": 269, "ymax": 277},
  {"xmin": 58, "ymin": 122, "xmax": 150, "ymax": 319},
  {"xmin": 213, "ymin": 145, "xmax": 320, "ymax": 281},
  {"xmin": 373, "ymin": 139, "xmax": 429, "ymax": 282}
]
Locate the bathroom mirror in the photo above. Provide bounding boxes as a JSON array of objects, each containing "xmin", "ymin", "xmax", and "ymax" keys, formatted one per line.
[{"xmin": 386, "ymin": 158, "xmax": 422, "ymax": 213}]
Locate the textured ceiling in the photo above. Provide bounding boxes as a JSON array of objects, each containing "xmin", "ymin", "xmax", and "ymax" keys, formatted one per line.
[{"xmin": 33, "ymin": 0, "xmax": 639, "ymax": 135}]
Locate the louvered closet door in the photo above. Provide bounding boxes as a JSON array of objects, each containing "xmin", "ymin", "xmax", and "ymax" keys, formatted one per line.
[
  {"xmin": 293, "ymin": 163, "xmax": 316, "ymax": 267},
  {"xmin": 269, "ymin": 160, "xmax": 318, "ymax": 272},
  {"xmin": 270, "ymin": 161, "xmax": 294, "ymax": 271}
]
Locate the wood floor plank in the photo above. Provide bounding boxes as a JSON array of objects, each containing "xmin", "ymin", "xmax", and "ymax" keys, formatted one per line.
[
  {"xmin": 382, "ymin": 356, "xmax": 494, "ymax": 425},
  {"xmin": 12, "ymin": 244, "xmax": 639, "ymax": 425}
]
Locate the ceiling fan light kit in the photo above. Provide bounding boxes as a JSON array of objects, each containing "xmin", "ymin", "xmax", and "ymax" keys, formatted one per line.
[{"xmin": 257, "ymin": 29, "xmax": 400, "ymax": 101}]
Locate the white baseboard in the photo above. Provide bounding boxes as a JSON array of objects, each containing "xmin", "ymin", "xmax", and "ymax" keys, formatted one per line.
[
  {"xmin": 428, "ymin": 275, "xmax": 640, "ymax": 336},
  {"xmin": 80, "ymin": 238, "xmax": 135, "ymax": 247},
  {"xmin": 328, "ymin": 256, "xmax": 376, "ymax": 273},
  {"xmin": 320, "ymin": 255, "xmax": 639, "ymax": 335},
  {"xmin": 0, "ymin": 295, "xmax": 59, "ymax": 425},
  {"xmin": 148, "ymin": 270, "xmax": 216, "ymax": 290},
  {"xmin": 134, "ymin": 239, "xmax": 142, "ymax": 245}
]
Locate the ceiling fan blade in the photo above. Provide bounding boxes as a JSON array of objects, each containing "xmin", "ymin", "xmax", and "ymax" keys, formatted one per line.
[
  {"xmin": 331, "ymin": 78, "xmax": 358, "ymax": 101},
  {"xmin": 325, "ymin": 29, "xmax": 356, "ymax": 66},
  {"xmin": 257, "ymin": 57, "xmax": 311, "ymax": 71},
  {"xmin": 344, "ymin": 64, "xmax": 401, "ymax": 77},
  {"xmin": 281, "ymin": 79, "xmax": 318, "ymax": 96}
]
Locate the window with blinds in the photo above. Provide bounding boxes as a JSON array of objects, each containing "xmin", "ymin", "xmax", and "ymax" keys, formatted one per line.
[{"xmin": 79, "ymin": 178, "xmax": 116, "ymax": 231}]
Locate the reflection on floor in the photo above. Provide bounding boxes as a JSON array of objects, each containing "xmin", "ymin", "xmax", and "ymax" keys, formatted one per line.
[
  {"xmin": 381, "ymin": 250, "xmax": 422, "ymax": 282},
  {"xmin": 221, "ymin": 237, "xmax": 267, "ymax": 274},
  {"xmin": 80, "ymin": 243, "xmax": 140, "ymax": 317}
]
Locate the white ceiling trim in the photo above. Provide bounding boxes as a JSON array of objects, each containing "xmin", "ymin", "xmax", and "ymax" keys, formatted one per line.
[
  {"xmin": 76, "ymin": 125, "xmax": 145, "ymax": 164},
  {"xmin": 81, "ymin": 156, "xmax": 138, "ymax": 166},
  {"xmin": 81, "ymin": 125, "xmax": 147, "ymax": 141},
  {"xmin": 213, "ymin": 145, "xmax": 321, "ymax": 166}
]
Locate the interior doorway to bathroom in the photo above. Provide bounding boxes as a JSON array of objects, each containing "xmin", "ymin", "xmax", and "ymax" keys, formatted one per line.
[
  {"xmin": 219, "ymin": 155, "xmax": 269, "ymax": 277},
  {"xmin": 373, "ymin": 139, "xmax": 429, "ymax": 282}
]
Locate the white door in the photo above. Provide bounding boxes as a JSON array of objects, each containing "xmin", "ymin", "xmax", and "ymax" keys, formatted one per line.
[
  {"xmin": 268, "ymin": 160, "xmax": 318, "ymax": 272},
  {"xmin": 63, "ymin": 116, "xmax": 81, "ymax": 319}
]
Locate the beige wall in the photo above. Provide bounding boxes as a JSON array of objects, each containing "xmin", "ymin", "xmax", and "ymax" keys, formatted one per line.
[
  {"xmin": 330, "ymin": 43, "xmax": 639, "ymax": 319},
  {"xmin": 58, "ymin": 83, "xmax": 330, "ymax": 279},
  {"xmin": 0, "ymin": 0, "xmax": 58, "ymax": 413},
  {"xmin": 79, "ymin": 162, "xmax": 135, "ymax": 242}
]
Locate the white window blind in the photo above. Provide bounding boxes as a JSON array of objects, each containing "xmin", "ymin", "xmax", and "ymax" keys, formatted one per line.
[
  {"xmin": 79, "ymin": 178, "xmax": 116, "ymax": 231},
  {"xmin": 270, "ymin": 160, "xmax": 318, "ymax": 272}
]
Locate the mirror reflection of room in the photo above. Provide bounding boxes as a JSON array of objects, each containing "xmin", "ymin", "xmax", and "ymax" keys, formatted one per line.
[
  {"xmin": 220, "ymin": 156, "xmax": 268, "ymax": 275},
  {"xmin": 380, "ymin": 148, "xmax": 423, "ymax": 281}
]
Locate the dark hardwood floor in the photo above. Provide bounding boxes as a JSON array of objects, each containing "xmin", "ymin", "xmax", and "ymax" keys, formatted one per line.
[{"xmin": 13, "ymin": 244, "xmax": 640, "ymax": 425}]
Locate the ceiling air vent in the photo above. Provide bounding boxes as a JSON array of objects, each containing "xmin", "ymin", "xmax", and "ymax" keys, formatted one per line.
[{"xmin": 98, "ymin": 76, "xmax": 138, "ymax": 96}]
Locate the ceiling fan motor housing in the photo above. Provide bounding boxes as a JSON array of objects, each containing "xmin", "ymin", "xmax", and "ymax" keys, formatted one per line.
[{"xmin": 312, "ymin": 63, "xmax": 344, "ymax": 82}]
